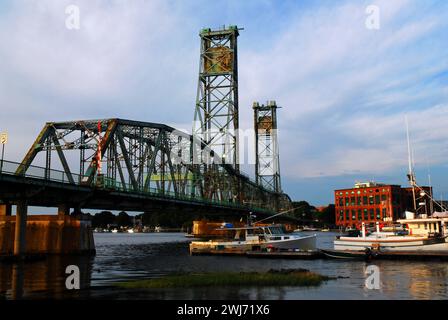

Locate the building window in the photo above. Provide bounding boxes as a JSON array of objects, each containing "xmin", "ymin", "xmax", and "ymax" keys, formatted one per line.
[
  {"xmin": 369, "ymin": 209, "xmax": 374, "ymax": 220},
  {"xmin": 352, "ymin": 210, "xmax": 356, "ymax": 220},
  {"xmin": 381, "ymin": 194, "xmax": 387, "ymax": 201},
  {"xmin": 358, "ymin": 209, "xmax": 362, "ymax": 221},
  {"xmin": 369, "ymin": 196, "xmax": 374, "ymax": 205},
  {"xmin": 363, "ymin": 196, "xmax": 368, "ymax": 205},
  {"xmin": 375, "ymin": 195, "xmax": 380, "ymax": 205},
  {"xmin": 363, "ymin": 209, "xmax": 368, "ymax": 220},
  {"xmin": 345, "ymin": 210, "xmax": 350, "ymax": 220},
  {"xmin": 345, "ymin": 197, "xmax": 349, "ymax": 206},
  {"xmin": 350, "ymin": 197, "xmax": 355, "ymax": 206},
  {"xmin": 382, "ymin": 208, "xmax": 387, "ymax": 218},
  {"xmin": 376, "ymin": 208, "xmax": 381, "ymax": 219},
  {"xmin": 357, "ymin": 197, "xmax": 362, "ymax": 206}
]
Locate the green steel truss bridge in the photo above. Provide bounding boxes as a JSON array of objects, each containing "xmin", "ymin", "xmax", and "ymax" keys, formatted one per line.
[
  {"xmin": 0, "ymin": 119, "xmax": 291, "ymax": 216},
  {"xmin": 0, "ymin": 26, "xmax": 292, "ymax": 218}
]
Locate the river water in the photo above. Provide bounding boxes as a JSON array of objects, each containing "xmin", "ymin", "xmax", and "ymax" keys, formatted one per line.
[{"xmin": 0, "ymin": 232, "xmax": 447, "ymax": 299}]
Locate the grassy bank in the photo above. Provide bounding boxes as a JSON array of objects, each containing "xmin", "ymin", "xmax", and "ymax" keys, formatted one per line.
[{"xmin": 115, "ymin": 269, "xmax": 334, "ymax": 289}]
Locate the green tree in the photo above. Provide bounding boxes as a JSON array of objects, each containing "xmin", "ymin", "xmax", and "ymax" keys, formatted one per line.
[
  {"xmin": 290, "ymin": 201, "xmax": 316, "ymax": 221},
  {"xmin": 116, "ymin": 211, "xmax": 132, "ymax": 227},
  {"xmin": 92, "ymin": 211, "xmax": 116, "ymax": 228}
]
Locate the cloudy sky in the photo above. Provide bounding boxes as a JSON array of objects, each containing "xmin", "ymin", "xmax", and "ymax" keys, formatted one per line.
[{"xmin": 0, "ymin": 0, "xmax": 447, "ymax": 205}]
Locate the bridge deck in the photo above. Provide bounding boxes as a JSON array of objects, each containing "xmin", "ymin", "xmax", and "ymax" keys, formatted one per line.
[{"xmin": 0, "ymin": 160, "xmax": 275, "ymax": 215}]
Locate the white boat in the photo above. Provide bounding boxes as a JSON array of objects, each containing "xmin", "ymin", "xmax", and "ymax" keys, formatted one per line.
[
  {"xmin": 333, "ymin": 121, "xmax": 448, "ymax": 253},
  {"xmin": 127, "ymin": 229, "xmax": 135, "ymax": 234},
  {"xmin": 189, "ymin": 224, "xmax": 317, "ymax": 255},
  {"xmin": 302, "ymin": 226, "xmax": 319, "ymax": 231},
  {"xmin": 334, "ymin": 220, "xmax": 448, "ymax": 252}
]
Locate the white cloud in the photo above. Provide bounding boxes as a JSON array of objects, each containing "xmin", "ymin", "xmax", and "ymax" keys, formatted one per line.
[
  {"xmin": 0, "ymin": 0, "xmax": 447, "ymax": 189},
  {"xmin": 284, "ymin": 104, "xmax": 448, "ymax": 178},
  {"xmin": 237, "ymin": 0, "xmax": 448, "ymax": 179}
]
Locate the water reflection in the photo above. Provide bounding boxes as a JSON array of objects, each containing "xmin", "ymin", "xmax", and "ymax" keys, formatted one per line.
[
  {"xmin": 0, "ymin": 255, "xmax": 94, "ymax": 299},
  {"xmin": 1, "ymin": 232, "xmax": 448, "ymax": 299}
]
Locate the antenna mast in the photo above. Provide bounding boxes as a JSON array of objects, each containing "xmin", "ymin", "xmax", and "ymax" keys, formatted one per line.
[{"xmin": 405, "ymin": 116, "xmax": 417, "ymax": 212}]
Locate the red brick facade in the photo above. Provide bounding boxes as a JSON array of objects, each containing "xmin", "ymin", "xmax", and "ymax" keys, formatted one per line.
[{"xmin": 334, "ymin": 183, "xmax": 433, "ymax": 227}]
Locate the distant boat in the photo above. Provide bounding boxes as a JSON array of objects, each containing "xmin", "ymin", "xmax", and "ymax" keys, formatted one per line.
[
  {"xmin": 127, "ymin": 229, "xmax": 135, "ymax": 234},
  {"xmin": 111, "ymin": 229, "xmax": 118, "ymax": 233},
  {"xmin": 184, "ymin": 233, "xmax": 195, "ymax": 238},
  {"xmin": 302, "ymin": 226, "xmax": 319, "ymax": 232},
  {"xmin": 320, "ymin": 228, "xmax": 330, "ymax": 232}
]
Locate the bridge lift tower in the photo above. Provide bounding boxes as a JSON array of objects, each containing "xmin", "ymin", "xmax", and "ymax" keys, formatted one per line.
[
  {"xmin": 193, "ymin": 26, "xmax": 241, "ymax": 172},
  {"xmin": 253, "ymin": 101, "xmax": 282, "ymax": 193}
]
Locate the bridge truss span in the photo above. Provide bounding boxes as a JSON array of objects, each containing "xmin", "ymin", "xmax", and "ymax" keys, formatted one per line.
[{"xmin": 13, "ymin": 118, "xmax": 291, "ymax": 213}]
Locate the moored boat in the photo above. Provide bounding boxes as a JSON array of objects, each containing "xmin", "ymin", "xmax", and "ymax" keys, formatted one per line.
[
  {"xmin": 334, "ymin": 219, "xmax": 448, "ymax": 252},
  {"xmin": 190, "ymin": 224, "xmax": 317, "ymax": 255}
]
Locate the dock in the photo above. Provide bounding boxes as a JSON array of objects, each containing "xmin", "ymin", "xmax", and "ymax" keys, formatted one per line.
[
  {"xmin": 190, "ymin": 248, "xmax": 324, "ymax": 259},
  {"xmin": 321, "ymin": 248, "xmax": 448, "ymax": 261},
  {"xmin": 191, "ymin": 247, "xmax": 448, "ymax": 261},
  {"xmin": 246, "ymin": 250, "xmax": 324, "ymax": 259}
]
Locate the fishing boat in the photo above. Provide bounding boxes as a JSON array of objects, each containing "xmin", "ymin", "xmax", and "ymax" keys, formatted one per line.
[
  {"xmin": 333, "ymin": 220, "xmax": 448, "ymax": 252},
  {"xmin": 331, "ymin": 118, "xmax": 448, "ymax": 254},
  {"xmin": 189, "ymin": 224, "xmax": 317, "ymax": 255}
]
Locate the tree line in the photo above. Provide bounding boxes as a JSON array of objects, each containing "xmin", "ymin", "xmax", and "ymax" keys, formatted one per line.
[{"xmin": 88, "ymin": 201, "xmax": 335, "ymax": 229}]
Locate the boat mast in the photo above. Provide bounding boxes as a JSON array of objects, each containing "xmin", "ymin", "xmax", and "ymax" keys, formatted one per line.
[
  {"xmin": 406, "ymin": 116, "xmax": 417, "ymax": 212},
  {"xmin": 428, "ymin": 172, "xmax": 434, "ymax": 215}
]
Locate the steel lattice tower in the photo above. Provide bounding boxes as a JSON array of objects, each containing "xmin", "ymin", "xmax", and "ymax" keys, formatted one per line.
[
  {"xmin": 193, "ymin": 26, "xmax": 240, "ymax": 171},
  {"xmin": 253, "ymin": 101, "xmax": 282, "ymax": 193}
]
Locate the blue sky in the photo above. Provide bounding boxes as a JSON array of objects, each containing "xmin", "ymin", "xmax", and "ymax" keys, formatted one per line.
[{"xmin": 0, "ymin": 0, "xmax": 448, "ymax": 206}]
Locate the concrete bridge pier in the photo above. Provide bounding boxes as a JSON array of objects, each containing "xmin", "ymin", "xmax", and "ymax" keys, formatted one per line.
[
  {"xmin": 0, "ymin": 202, "xmax": 95, "ymax": 257},
  {"xmin": 0, "ymin": 204, "xmax": 12, "ymax": 216},
  {"xmin": 58, "ymin": 204, "xmax": 70, "ymax": 217},
  {"xmin": 13, "ymin": 201, "xmax": 27, "ymax": 257}
]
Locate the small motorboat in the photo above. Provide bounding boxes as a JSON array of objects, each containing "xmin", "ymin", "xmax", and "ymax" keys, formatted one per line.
[
  {"xmin": 190, "ymin": 224, "xmax": 317, "ymax": 255},
  {"xmin": 320, "ymin": 248, "xmax": 376, "ymax": 260}
]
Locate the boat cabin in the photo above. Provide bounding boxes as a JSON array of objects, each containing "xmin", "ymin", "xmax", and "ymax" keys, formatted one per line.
[
  {"xmin": 230, "ymin": 225, "xmax": 288, "ymax": 242},
  {"xmin": 397, "ymin": 218, "xmax": 447, "ymax": 238}
]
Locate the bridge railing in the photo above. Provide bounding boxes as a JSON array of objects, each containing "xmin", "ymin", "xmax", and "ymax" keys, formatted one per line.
[{"xmin": 0, "ymin": 160, "xmax": 274, "ymax": 214}]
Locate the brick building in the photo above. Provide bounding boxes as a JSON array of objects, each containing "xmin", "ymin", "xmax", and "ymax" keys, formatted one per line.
[{"xmin": 334, "ymin": 182, "xmax": 432, "ymax": 227}]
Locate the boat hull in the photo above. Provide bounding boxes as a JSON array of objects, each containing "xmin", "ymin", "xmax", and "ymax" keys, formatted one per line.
[
  {"xmin": 334, "ymin": 236, "xmax": 448, "ymax": 252},
  {"xmin": 190, "ymin": 234, "xmax": 317, "ymax": 255}
]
